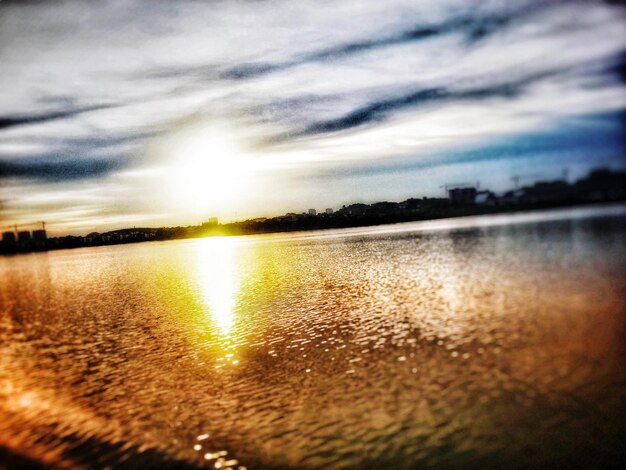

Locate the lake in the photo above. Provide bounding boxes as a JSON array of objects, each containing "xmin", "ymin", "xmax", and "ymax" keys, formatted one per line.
[{"xmin": 1, "ymin": 204, "xmax": 625, "ymax": 469}]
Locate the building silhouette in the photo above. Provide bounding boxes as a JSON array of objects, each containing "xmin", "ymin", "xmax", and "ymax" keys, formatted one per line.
[
  {"xmin": 448, "ymin": 187, "xmax": 477, "ymax": 205},
  {"xmin": 2, "ymin": 231, "xmax": 16, "ymax": 245}
]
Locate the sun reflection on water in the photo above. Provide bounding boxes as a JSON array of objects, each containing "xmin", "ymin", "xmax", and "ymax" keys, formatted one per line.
[
  {"xmin": 192, "ymin": 238, "xmax": 248, "ymax": 466},
  {"xmin": 196, "ymin": 237, "xmax": 241, "ymax": 366}
]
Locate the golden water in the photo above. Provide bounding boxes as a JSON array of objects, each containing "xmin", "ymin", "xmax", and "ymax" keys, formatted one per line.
[{"xmin": 1, "ymin": 206, "xmax": 625, "ymax": 468}]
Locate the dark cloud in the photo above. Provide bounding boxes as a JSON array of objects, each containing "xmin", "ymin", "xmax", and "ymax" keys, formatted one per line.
[
  {"xmin": 0, "ymin": 155, "xmax": 126, "ymax": 182},
  {"xmin": 287, "ymin": 71, "xmax": 558, "ymax": 138},
  {"xmin": 0, "ymin": 129, "xmax": 149, "ymax": 183},
  {"xmin": 308, "ymin": 10, "xmax": 519, "ymax": 60},
  {"xmin": 219, "ymin": 63, "xmax": 282, "ymax": 80},
  {"xmin": 301, "ymin": 88, "xmax": 447, "ymax": 134},
  {"xmin": 607, "ymin": 50, "xmax": 626, "ymax": 82},
  {"xmin": 220, "ymin": 7, "xmax": 530, "ymax": 81},
  {"xmin": 0, "ymin": 103, "xmax": 115, "ymax": 130},
  {"xmin": 31, "ymin": 132, "xmax": 153, "ymax": 149}
]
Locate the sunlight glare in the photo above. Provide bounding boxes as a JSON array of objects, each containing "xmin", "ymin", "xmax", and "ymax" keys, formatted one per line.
[
  {"xmin": 165, "ymin": 123, "xmax": 253, "ymax": 215},
  {"xmin": 196, "ymin": 237, "xmax": 239, "ymax": 336}
]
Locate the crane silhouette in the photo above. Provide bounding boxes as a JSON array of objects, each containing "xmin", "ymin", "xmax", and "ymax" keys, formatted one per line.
[
  {"xmin": 439, "ymin": 181, "xmax": 480, "ymax": 195},
  {"xmin": 3, "ymin": 221, "xmax": 46, "ymax": 233}
]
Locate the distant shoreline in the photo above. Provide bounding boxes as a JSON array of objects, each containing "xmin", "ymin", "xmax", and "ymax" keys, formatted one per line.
[
  {"xmin": 237, "ymin": 201, "xmax": 626, "ymax": 242},
  {"xmin": 2, "ymin": 167, "xmax": 625, "ymax": 255},
  {"xmin": 2, "ymin": 200, "xmax": 625, "ymax": 257}
]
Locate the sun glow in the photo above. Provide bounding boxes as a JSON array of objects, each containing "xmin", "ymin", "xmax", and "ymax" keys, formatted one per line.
[{"xmin": 163, "ymin": 123, "xmax": 254, "ymax": 215}]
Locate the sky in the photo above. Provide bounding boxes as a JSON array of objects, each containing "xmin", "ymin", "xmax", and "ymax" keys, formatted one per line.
[{"xmin": 0, "ymin": 0, "xmax": 625, "ymax": 235}]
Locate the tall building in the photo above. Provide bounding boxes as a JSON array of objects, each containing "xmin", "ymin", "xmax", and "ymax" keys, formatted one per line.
[
  {"xmin": 448, "ymin": 187, "xmax": 477, "ymax": 205},
  {"xmin": 32, "ymin": 229, "xmax": 47, "ymax": 248},
  {"xmin": 325, "ymin": 208, "xmax": 333, "ymax": 214},
  {"xmin": 17, "ymin": 231, "xmax": 31, "ymax": 243},
  {"xmin": 32, "ymin": 229, "xmax": 47, "ymax": 242},
  {"xmin": 308, "ymin": 209, "xmax": 317, "ymax": 216},
  {"xmin": 2, "ymin": 231, "xmax": 16, "ymax": 245},
  {"xmin": 16, "ymin": 230, "xmax": 32, "ymax": 250}
]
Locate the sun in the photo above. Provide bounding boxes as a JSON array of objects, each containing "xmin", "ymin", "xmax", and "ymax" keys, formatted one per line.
[{"xmin": 165, "ymin": 123, "xmax": 253, "ymax": 215}]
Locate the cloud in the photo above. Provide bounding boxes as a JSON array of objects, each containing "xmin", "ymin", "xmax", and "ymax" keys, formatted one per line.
[
  {"xmin": 0, "ymin": 0, "xmax": 624, "ymax": 231},
  {"xmin": 0, "ymin": 131, "xmax": 149, "ymax": 183},
  {"xmin": 0, "ymin": 103, "xmax": 116, "ymax": 130},
  {"xmin": 319, "ymin": 110, "xmax": 626, "ymax": 179},
  {"xmin": 605, "ymin": 49, "xmax": 626, "ymax": 83},
  {"xmin": 220, "ymin": 6, "xmax": 534, "ymax": 81},
  {"xmin": 283, "ymin": 70, "xmax": 571, "ymax": 138},
  {"xmin": 0, "ymin": 155, "xmax": 126, "ymax": 182}
]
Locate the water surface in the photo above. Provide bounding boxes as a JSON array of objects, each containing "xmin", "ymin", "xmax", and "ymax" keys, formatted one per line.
[{"xmin": 1, "ymin": 205, "xmax": 626, "ymax": 468}]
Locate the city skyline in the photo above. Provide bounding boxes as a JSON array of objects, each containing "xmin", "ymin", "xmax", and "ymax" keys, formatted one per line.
[
  {"xmin": 3, "ymin": 165, "xmax": 624, "ymax": 247},
  {"xmin": 1, "ymin": 0, "xmax": 625, "ymax": 235}
]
